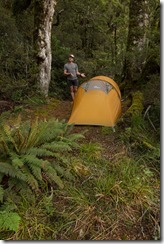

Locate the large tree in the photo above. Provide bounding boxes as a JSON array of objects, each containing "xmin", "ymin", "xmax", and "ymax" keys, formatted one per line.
[
  {"xmin": 122, "ymin": 0, "xmax": 149, "ymax": 84},
  {"xmin": 34, "ymin": 0, "xmax": 56, "ymax": 97}
]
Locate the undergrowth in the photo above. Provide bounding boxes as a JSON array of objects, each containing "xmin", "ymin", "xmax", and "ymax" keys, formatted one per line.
[{"xmin": 0, "ymin": 112, "xmax": 160, "ymax": 240}]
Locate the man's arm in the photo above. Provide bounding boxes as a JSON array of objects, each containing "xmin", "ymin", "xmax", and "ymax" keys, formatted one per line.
[
  {"xmin": 64, "ymin": 69, "xmax": 73, "ymax": 77},
  {"xmin": 75, "ymin": 65, "xmax": 86, "ymax": 78},
  {"xmin": 76, "ymin": 70, "xmax": 86, "ymax": 77}
]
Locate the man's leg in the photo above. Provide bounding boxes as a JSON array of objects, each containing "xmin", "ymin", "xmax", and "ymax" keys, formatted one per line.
[
  {"xmin": 70, "ymin": 85, "xmax": 75, "ymax": 100},
  {"xmin": 72, "ymin": 80, "xmax": 78, "ymax": 99},
  {"xmin": 73, "ymin": 86, "xmax": 78, "ymax": 98}
]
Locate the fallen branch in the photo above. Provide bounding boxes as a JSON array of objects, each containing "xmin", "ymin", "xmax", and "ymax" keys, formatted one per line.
[
  {"xmin": 144, "ymin": 105, "xmax": 157, "ymax": 132},
  {"xmin": 144, "ymin": 105, "xmax": 151, "ymax": 119}
]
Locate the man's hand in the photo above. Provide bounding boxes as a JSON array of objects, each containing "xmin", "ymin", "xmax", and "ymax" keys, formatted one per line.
[
  {"xmin": 80, "ymin": 73, "xmax": 86, "ymax": 78},
  {"xmin": 66, "ymin": 72, "xmax": 74, "ymax": 77}
]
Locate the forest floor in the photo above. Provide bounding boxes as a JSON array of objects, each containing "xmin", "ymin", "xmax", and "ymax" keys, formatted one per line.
[
  {"xmin": 0, "ymin": 98, "xmax": 159, "ymax": 240},
  {"xmin": 31, "ymin": 99, "xmax": 156, "ymax": 240},
  {"xmin": 41, "ymin": 99, "xmax": 126, "ymax": 161}
]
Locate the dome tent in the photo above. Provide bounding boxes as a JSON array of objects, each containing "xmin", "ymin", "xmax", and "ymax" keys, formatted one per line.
[{"xmin": 68, "ymin": 76, "xmax": 122, "ymax": 129}]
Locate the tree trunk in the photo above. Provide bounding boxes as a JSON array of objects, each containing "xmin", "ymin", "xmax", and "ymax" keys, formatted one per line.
[
  {"xmin": 34, "ymin": 0, "xmax": 56, "ymax": 97},
  {"xmin": 122, "ymin": 0, "xmax": 149, "ymax": 83}
]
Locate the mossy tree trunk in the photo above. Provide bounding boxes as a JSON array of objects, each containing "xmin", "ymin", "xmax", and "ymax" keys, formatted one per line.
[{"xmin": 34, "ymin": 0, "xmax": 56, "ymax": 97}]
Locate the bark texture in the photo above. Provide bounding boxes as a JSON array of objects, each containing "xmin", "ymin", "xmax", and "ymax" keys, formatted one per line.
[{"xmin": 34, "ymin": 0, "xmax": 56, "ymax": 97}]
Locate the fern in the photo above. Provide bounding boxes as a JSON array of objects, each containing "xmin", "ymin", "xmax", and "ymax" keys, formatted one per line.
[
  {"xmin": 0, "ymin": 117, "xmax": 84, "ymax": 194},
  {"xmin": 0, "ymin": 162, "xmax": 39, "ymax": 191},
  {"xmin": 27, "ymin": 147, "xmax": 55, "ymax": 157},
  {"xmin": 44, "ymin": 166, "xmax": 64, "ymax": 189},
  {"xmin": 0, "ymin": 162, "xmax": 26, "ymax": 182},
  {"xmin": 0, "ymin": 211, "xmax": 21, "ymax": 232},
  {"xmin": 24, "ymin": 117, "xmax": 40, "ymax": 149},
  {"xmin": 19, "ymin": 166, "xmax": 39, "ymax": 191},
  {"xmin": 41, "ymin": 141, "xmax": 72, "ymax": 152}
]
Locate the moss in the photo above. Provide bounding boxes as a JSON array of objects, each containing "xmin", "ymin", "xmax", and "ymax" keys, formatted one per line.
[{"xmin": 124, "ymin": 91, "xmax": 144, "ymax": 117}]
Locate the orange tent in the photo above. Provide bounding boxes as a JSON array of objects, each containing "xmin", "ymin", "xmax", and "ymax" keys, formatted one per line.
[{"xmin": 68, "ymin": 76, "xmax": 122, "ymax": 128}]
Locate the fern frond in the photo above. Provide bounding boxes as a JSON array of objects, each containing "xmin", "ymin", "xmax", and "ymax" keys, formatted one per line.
[
  {"xmin": 0, "ymin": 139, "xmax": 9, "ymax": 155},
  {"xmin": 52, "ymin": 164, "xmax": 65, "ymax": 176},
  {"xmin": 22, "ymin": 155, "xmax": 46, "ymax": 168},
  {"xmin": 27, "ymin": 147, "xmax": 55, "ymax": 157},
  {"xmin": 11, "ymin": 157, "xmax": 24, "ymax": 169},
  {"xmin": 44, "ymin": 167, "xmax": 64, "ymax": 189},
  {"xmin": 0, "ymin": 162, "xmax": 26, "ymax": 182},
  {"xmin": 24, "ymin": 117, "xmax": 40, "ymax": 149},
  {"xmin": 27, "ymin": 164, "xmax": 42, "ymax": 182},
  {"xmin": 59, "ymin": 134, "xmax": 84, "ymax": 148},
  {"xmin": 20, "ymin": 166, "xmax": 39, "ymax": 191},
  {"xmin": 66, "ymin": 133, "xmax": 85, "ymax": 141},
  {"xmin": 22, "ymin": 155, "xmax": 44, "ymax": 182},
  {"xmin": 52, "ymin": 153, "xmax": 69, "ymax": 164},
  {"xmin": 53, "ymin": 163, "xmax": 74, "ymax": 181},
  {"xmin": 41, "ymin": 141, "xmax": 72, "ymax": 152},
  {"xmin": 3, "ymin": 124, "xmax": 19, "ymax": 153},
  {"xmin": 6, "ymin": 177, "xmax": 24, "ymax": 193},
  {"xmin": 61, "ymin": 123, "xmax": 74, "ymax": 136},
  {"xmin": 0, "ymin": 211, "xmax": 21, "ymax": 232},
  {"xmin": 16, "ymin": 129, "xmax": 26, "ymax": 151},
  {"xmin": 36, "ymin": 119, "xmax": 64, "ymax": 144},
  {"xmin": 0, "ymin": 162, "xmax": 38, "ymax": 191}
]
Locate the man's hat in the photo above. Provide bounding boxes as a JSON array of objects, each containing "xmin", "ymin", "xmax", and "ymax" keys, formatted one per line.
[{"xmin": 69, "ymin": 54, "xmax": 75, "ymax": 58}]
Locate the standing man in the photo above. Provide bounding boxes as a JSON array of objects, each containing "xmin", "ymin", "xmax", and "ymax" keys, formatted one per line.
[{"xmin": 64, "ymin": 54, "xmax": 86, "ymax": 101}]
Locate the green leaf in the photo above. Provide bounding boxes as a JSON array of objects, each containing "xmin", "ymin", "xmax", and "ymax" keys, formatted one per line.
[{"xmin": 0, "ymin": 211, "xmax": 21, "ymax": 232}]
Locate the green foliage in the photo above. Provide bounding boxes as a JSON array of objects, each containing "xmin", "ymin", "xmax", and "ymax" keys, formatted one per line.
[
  {"xmin": 0, "ymin": 188, "xmax": 58, "ymax": 240},
  {"xmin": 142, "ymin": 74, "xmax": 160, "ymax": 131},
  {"xmin": 49, "ymin": 153, "xmax": 159, "ymax": 240},
  {"xmin": 0, "ymin": 116, "xmax": 84, "ymax": 192},
  {"xmin": 119, "ymin": 94, "xmax": 160, "ymax": 171},
  {"xmin": 0, "ymin": 1, "xmax": 36, "ymax": 101},
  {"xmin": 101, "ymin": 126, "xmax": 114, "ymax": 135},
  {"xmin": 124, "ymin": 91, "xmax": 144, "ymax": 118},
  {"xmin": 0, "ymin": 0, "xmax": 160, "ymax": 240},
  {"xmin": 80, "ymin": 142, "xmax": 102, "ymax": 161},
  {"xmin": 54, "ymin": 0, "xmax": 129, "ymax": 82},
  {"xmin": 0, "ymin": 211, "xmax": 21, "ymax": 232},
  {"xmin": 95, "ymin": 156, "xmax": 157, "ymax": 206},
  {"xmin": 50, "ymin": 36, "xmax": 70, "ymax": 99},
  {"xmin": 0, "ymin": 185, "xmax": 4, "ymax": 202}
]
